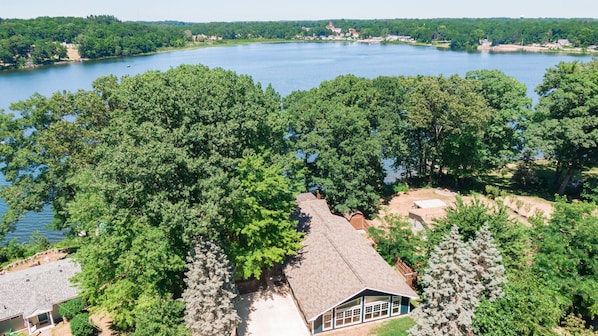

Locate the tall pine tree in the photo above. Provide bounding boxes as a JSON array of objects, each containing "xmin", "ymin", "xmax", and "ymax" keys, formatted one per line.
[
  {"xmin": 470, "ymin": 224, "xmax": 507, "ymax": 301},
  {"xmin": 409, "ymin": 226, "xmax": 482, "ymax": 336},
  {"xmin": 183, "ymin": 238, "xmax": 240, "ymax": 336}
]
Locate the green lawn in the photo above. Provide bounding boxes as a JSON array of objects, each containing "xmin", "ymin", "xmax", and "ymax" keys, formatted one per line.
[{"xmin": 373, "ymin": 317, "xmax": 415, "ymax": 336}]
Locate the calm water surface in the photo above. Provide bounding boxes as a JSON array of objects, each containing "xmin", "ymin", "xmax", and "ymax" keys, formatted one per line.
[{"xmin": 0, "ymin": 42, "xmax": 592, "ymax": 242}]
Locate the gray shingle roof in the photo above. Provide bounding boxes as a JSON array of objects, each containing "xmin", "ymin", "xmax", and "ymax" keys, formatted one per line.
[
  {"xmin": 284, "ymin": 193, "xmax": 418, "ymax": 322},
  {"xmin": 0, "ymin": 258, "xmax": 80, "ymax": 321}
]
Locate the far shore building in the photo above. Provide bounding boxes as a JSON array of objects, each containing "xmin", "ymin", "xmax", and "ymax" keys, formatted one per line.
[
  {"xmin": 285, "ymin": 193, "xmax": 418, "ymax": 334},
  {"xmin": 0, "ymin": 259, "xmax": 80, "ymax": 335}
]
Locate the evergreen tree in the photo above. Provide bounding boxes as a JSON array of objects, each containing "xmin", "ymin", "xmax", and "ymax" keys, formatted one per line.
[
  {"xmin": 409, "ymin": 226, "xmax": 482, "ymax": 336},
  {"xmin": 183, "ymin": 238, "xmax": 240, "ymax": 336},
  {"xmin": 470, "ymin": 224, "xmax": 507, "ymax": 301}
]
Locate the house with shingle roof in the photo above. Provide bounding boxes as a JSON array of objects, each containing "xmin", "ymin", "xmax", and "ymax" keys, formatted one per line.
[
  {"xmin": 0, "ymin": 258, "xmax": 80, "ymax": 335},
  {"xmin": 285, "ymin": 193, "xmax": 418, "ymax": 334}
]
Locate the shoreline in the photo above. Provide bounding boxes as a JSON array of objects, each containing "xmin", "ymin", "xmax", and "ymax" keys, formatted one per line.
[
  {"xmin": 2, "ymin": 39, "xmax": 596, "ymax": 73},
  {"xmin": 477, "ymin": 43, "xmax": 597, "ymax": 54}
]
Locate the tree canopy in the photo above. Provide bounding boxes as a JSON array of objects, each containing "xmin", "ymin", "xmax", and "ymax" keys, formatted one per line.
[
  {"xmin": 285, "ymin": 75, "xmax": 388, "ymax": 215},
  {"xmin": 529, "ymin": 59, "xmax": 598, "ymax": 194},
  {"xmin": 0, "ymin": 64, "xmax": 303, "ymax": 331}
]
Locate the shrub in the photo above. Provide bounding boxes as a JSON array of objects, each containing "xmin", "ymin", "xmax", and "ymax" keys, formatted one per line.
[
  {"xmin": 2, "ymin": 239, "xmax": 26, "ymax": 260},
  {"xmin": 512, "ymin": 156, "xmax": 539, "ymax": 188},
  {"xmin": 393, "ymin": 182, "xmax": 409, "ymax": 194},
  {"xmin": 580, "ymin": 176, "xmax": 598, "ymax": 203},
  {"xmin": 133, "ymin": 298, "xmax": 189, "ymax": 336},
  {"xmin": 59, "ymin": 298, "xmax": 86, "ymax": 320},
  {"xmin": 28, "ymin": 231, "xmax": 50, "ymax": 252},
  {"xmin": 70, "ymin": 313, "xmax": 96, "ymax": 336},
  {"xmin": 485, "ymin": 185, "xmax": 500, "ymax": 199}
]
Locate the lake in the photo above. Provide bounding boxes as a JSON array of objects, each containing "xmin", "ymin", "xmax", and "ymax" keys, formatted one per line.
[{"xmin": 0, "ymin": 42, "xmax": 593, "ymax": 243}]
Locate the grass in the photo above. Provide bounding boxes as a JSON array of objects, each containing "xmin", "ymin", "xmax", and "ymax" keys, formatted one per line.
[{"xmin": 372, "ymin": 316, "xmax": 415, "ymax": 336}]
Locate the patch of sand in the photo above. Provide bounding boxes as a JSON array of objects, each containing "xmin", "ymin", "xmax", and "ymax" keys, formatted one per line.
[
  {"xmin": 368, "ymin": 188, "xmax": 458, "ymax": 228},
  {"xmin": 65, "ymin": 43, "xmax": 81, "ymax": 61},
  {"xmin": 368, "ymin": 188, "xmax": 554, "ymax": 229},
  {"xmin": 91, "ymin": 313, "xmax": 115, "ymax": 336}
]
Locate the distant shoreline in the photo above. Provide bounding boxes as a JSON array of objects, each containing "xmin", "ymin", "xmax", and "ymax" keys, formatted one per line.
[
  {"xmin": 477, "ymin": 43, "xmax": 597, "ymax": 54},
  {"xmin": 3, "ymin": 39, "xmax": 595, "ymax": 72}
]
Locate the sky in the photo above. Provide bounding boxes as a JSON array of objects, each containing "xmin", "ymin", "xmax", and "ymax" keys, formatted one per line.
[{"xmin": 1, "ymin": 0, "xmax": 597, "ymax": 22}]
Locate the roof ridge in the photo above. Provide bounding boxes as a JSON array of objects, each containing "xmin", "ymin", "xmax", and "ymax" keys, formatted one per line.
[{"xmin": 305, "ymin": 201, "xmax": 367, "ymax": 286}]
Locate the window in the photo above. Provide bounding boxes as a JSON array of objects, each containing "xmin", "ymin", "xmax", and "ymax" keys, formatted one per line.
[
  {"xmin": 392, "ymin": 296, "xmax": 401, "ymax": 315},
  {"xmin": 335, "ymin": 307, "xmax": 362, "ymax": 327},
  {"xmin": 38, "ymin": 313, "xmax": 49, "ymax": 324},
  {"xmin": 334, "ymin": 298, "xmax": 362, "ymax": 328},
  {"xmin": 323, "ymin": 311, "xmax": 333, "ymax": 331},
  {"xmin": 364, "ymin": 296, "xmax": 390, "ymax": 321},
  {"xmin": 336, "ymin": 298, "xmax": 361, "ymax": 310}
]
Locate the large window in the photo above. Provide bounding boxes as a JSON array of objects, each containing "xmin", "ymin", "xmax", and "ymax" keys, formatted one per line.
[
  {"xmin": 334, "ymin": 298, "xmax": 362, "ymax": 328},
  {"xmin": 364, "ymin": 296, "xmax": 390, "ymax": 321},
  {"xmin": 323, "ymin": 310, "xmax": 333, "ymax": 331},
  {"xmin": 392, "ymin": 296, "xmax": 401, "ymax": 315}
]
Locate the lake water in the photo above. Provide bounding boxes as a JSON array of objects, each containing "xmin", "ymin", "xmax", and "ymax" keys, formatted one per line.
[{"xmin": 0, "ymin": 42, "xmax": 592, "ymax": 243}]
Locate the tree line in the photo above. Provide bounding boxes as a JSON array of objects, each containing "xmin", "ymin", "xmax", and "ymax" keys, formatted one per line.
[
  {"xmin": 167, "ymin": 18, "xmax": 598, "ymax": 49},
  {"xmin": 0, "ymin": 59, "xmax": 596, "ymax": 334},
  {"xmin": 1, "ymin": 16, "xmax": 597, "ymax": 69},
  {"xmin": 0, "ymin": 15, "xmax": 188, "ymax": 68}
]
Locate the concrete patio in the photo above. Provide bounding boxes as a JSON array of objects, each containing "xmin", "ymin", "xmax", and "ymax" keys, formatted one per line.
[{"xmin": 236, "ymin": 282, "xmax": 310, "ymax": 336}]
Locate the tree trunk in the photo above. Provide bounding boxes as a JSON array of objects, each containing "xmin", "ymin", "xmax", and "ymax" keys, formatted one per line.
[
  {"xmin": 553, "ymin": 160, "xmax": 562, "ymax": 190},
  {"xmin": 428, "ymin": 160, "xmax": 434, "ymax": 186},
  {"xmin": 558, "ymin": 167, "xmax": 575, "ymax": 195}
]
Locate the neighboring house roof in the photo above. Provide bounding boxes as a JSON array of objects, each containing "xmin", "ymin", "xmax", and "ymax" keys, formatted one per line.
[
  {"xmin": 285, "ymin": 193, "xmax": 418, "ymax": 322},
  {"xmin": 0, "ymin": 258, "xmax": 80, "ymax": 321}
]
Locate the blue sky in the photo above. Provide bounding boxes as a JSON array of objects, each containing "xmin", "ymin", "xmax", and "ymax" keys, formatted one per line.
[{"xmin": 2, "ymin": 0, "xmax": 597, "ymax": 22}]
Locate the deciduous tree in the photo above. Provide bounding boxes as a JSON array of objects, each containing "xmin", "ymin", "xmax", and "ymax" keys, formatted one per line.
[
  {"xmin": 285, "ymin": 75, "xmax": 386, "ymax": 215},
  {"xmin": 367, "ymin": 214, "xmax": 426, "ymax": 270},
  {"xmin": 226, "ymin": 151, "xmax": 303, "ymax": 279},
  {"xmin": 402, "ymin": 75, "xmax": 491, "ymax": 184},
  {"xmin": 465, "ymin": 69, "xmax": 532, "ymax": 169},
  {"xmin": 532, "ymin": 197, "xmax": 598, "ymax": 325},
  {"xmin": 530, "ymin": 59, "xmax": 598, "ymax": 194}
]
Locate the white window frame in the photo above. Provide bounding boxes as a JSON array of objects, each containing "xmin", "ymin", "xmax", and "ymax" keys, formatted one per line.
[
  {"xmin": 322, "ymin": 310, "xmax": 333, "ymax": 331},
  {"xmin": 334, "ymin": 298, "xmax": 362, "ymax": 328},
  {"xmin": 364, "ymin": 296, "xmax": 390, "ymax": 322},
  {"xmin": 392, "ymin": 296, "xmax": 401, "ymax": 316}
]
